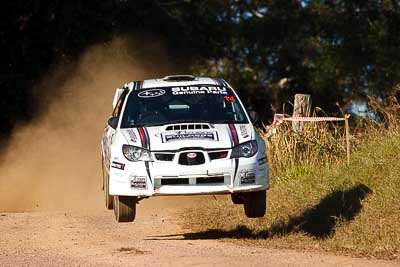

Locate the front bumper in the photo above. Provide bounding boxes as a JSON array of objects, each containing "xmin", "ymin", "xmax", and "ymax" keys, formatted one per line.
[{"xmin": 108, "ymin": 154, "xmax": 269, "ymax": 197}]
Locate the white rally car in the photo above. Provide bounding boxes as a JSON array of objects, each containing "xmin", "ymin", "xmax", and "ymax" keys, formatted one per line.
[{"xmin": 101, "ymin": 75, "xmax": 269, "ymax": 222}]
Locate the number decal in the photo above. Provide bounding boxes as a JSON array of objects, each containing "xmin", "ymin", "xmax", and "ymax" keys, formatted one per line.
[{"xmin": 224, "ymin": 95, "xmax": 236, "ymax": 102}]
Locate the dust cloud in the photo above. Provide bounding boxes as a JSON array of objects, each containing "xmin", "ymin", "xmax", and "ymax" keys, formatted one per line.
[{"xmin": 0, "ymin": 37, "xmax": 174, "ymax": 212}]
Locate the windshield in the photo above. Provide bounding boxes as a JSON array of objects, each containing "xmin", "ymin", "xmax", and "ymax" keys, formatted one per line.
[{"xmin": 120, "ymin": 85, "xmax": 248, "ymax": 128}]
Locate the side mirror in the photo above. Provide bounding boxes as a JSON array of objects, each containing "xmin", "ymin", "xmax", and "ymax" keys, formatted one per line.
[{"xmin": 108, "ymin": 117, "xmax": 119, "ymax": 129}]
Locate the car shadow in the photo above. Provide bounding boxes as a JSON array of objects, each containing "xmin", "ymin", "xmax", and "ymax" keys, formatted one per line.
[{"xmin": 147, "ymin": 184, "xmax": 371, "ymax": 241}]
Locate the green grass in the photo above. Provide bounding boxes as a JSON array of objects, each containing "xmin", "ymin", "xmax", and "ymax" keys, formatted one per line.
[{"xmin": 181, "ymin": 133, "xmax": 400, "ymax": 259}]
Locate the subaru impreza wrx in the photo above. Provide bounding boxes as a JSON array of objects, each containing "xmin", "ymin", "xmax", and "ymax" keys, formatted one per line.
[{"xmin": 101, "ymin": 75, "xmax": 269, "ymax": 222}]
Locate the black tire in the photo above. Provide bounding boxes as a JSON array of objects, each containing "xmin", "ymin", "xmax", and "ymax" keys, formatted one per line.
[
  {"xmin": 113, "ymin": 196, "xmax": 137, "ymax": 223},
  {"xmin": 243, "ymin": 190, "xmax": 266, "ymax": 218},
  {"xmin": 231, "ymin": 193, "xmax": 244, "ymax": 204},
  {"xmin": 102, "ymin": 161, "xmax": 113, "ymax": 210}
]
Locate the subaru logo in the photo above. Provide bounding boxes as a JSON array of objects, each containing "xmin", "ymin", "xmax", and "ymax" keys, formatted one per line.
[
  {"xmin": 187, "ymin": 152, "xmax": 197, "ymax": 159},
  {"xmin": 138, "ymin": 89, "xmax": 166, "ymax": 98}
]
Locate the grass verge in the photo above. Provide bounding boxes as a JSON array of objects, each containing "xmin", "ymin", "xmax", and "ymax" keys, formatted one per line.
[{"xmin": 181, "ymin": 127, "xmax": 400, "ymax": 260}]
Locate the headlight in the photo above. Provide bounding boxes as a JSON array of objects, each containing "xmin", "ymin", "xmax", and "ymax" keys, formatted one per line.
[
  {"xmin": 230, "ymin": 140, "xmax": 258, "ymax": 158},
  {"xmin": 122, "ymin": 145, "xmax": 153, "ymax": 162}
]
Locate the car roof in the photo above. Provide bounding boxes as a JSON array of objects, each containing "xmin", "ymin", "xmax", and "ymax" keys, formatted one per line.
[{"xmin": 122, "ymin": 75, "xmax": 230, "ymax": 91}]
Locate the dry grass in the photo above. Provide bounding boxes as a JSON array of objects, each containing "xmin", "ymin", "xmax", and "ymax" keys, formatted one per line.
[
  {"xmin": 262, "ymin": 119, "xmax": 346, "ymax": 179},
  {"xmin": 181, "ymin": 92, "xmax": 400, "ymax": 260}
]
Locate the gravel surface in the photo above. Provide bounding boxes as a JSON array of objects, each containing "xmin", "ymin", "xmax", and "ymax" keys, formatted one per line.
[{"xmin": 0, "ymin": 196, "xmax": 398, "ymax": 267}]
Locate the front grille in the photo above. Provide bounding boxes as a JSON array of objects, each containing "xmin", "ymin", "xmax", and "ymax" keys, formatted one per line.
[
  {"xmin": 208, "ymin": 151, "xmax": 228, "ymax": 160},
  {"xmin": 155, "ymin": 153, "xmax": 174, "ymax": 161},
  {"xmin": 161, "ymin": 178, "xmax": 189, "ymax": 185},
  {"xmin": 196, "ymin": 176, "xmax": 224, "ymax": 184},
  {"xmin": 178, "ymin": 152, "xmax": 205, "ymax": 165}
]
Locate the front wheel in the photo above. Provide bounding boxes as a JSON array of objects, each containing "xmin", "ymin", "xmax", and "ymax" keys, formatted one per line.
[
  {"xmin": 231, "ymin": 193, "xmax": 244, "ymax": 204},
  {"xmin": 243, "ymin": 190, "xmax": 266, "ymax": 218},
  {"xmin": 113, "ymin": 196, "xmax": 137, "ymax": 223}
]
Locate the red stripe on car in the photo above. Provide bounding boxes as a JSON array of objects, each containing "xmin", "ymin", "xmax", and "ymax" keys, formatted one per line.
[
  {"xmin": 138, "ymin": 127, "xmax": 146, "ymax": 148},
  {"xmin": 229, "ymin": 124, "xmax": 239, "ymax": 146}
]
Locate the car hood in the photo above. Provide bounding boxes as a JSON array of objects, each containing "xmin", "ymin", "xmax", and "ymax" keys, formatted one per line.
[{"xmin": 120, "ymin": 123, "xmax": 253, "ymax": 151}]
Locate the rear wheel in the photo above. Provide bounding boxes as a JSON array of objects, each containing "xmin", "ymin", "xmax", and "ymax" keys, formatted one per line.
[
  {"xmin": 102, "ymin": 161, "xmax": 113, "ymax": 210},
  {"xmin": 243, "ymin": 190, "xmax": 266, "ymax": 218},
  {"xmin": 113, "ymin": 196, "xmax": 137, "ymax": 223}
]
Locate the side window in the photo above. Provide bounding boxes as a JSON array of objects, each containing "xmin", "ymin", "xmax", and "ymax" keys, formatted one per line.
[{"xmin": 112, "ymin": 90, "xmax": 128, "ymax": 118}]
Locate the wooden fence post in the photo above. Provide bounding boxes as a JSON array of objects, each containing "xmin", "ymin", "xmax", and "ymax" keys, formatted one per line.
[
  {"xmin": 292, "ymin": 94, "xmax": 312, "ymax": 132},
  {"xmin": 345, "ymin": 114, "xmax": 351, "ymax": 165}
]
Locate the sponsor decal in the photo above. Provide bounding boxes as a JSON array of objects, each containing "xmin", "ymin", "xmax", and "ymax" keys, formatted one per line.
[
  {"xmin": 239, "ymin": 125, "xmax": 249, "ymax": 138},
  {"xmin": 138, "ymin": 89, "xmax": 166, "ymax": 98},
  {"xmin": 171, "ymin": 86, "xmax": 227, "ymax": 95},
  {"xmin": 130, "ymin": 176, "xmax": 147, "ymax": 189},
  {"xmin": 126, "ymin": 129, "xmax": 137, "ymax": 142},
  {"xmin": 162, "ymin": 131, "xmax": 217, "ymax": 142},
  {"xmin": 111, "ymin": 161, "xmax": 125, "ymax": 170},
  {"xmin": 240, "ymin": 170, "xmax": 256, "ymax": 184}
]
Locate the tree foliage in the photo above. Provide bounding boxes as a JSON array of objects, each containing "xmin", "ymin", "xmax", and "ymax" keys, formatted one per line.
[
  {"xmin": 1, "ymin": 0, "xmax": 400, "ymax": 135},
  {"xmin": 158, "ymin": 0, "xmax": 400, "ymax": 117}
]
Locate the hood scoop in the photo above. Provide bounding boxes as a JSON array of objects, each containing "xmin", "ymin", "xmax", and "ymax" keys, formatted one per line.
[{"xmin": 165, "ymin": 123, "xmax": 210, "ymax": 131}]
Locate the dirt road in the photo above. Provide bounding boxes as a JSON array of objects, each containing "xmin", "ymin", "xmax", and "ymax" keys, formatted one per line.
[
  {"xmin": 0, "ymin": 196, "xmax": 397, "ymax": 267},
  {"xmin": 0, "ymin": 39, "xmax": 396, "ymax": 266}
]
